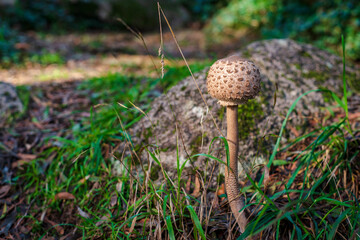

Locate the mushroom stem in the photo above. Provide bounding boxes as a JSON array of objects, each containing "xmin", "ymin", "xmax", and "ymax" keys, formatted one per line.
[{"xmin": 226, "ymin": 105, "xmax": 248, "ymax": 232}]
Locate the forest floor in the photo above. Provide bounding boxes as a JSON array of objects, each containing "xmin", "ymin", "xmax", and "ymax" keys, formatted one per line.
[
  {"xmin": 0, "ymin": 28, "xmax": 256, "ymax": 239},
  {"xmin": 1, "ymin": 29, "xmax": 359, "ymax": 239},
  {"xmin": 0, "ymin": 28, "xmax": 253, "ymax": 85}
]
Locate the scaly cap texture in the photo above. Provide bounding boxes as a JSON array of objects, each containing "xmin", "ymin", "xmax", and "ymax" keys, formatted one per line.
[{"xmin": 206, "ymin": 55, "xmax": 261, "ymax": 106}]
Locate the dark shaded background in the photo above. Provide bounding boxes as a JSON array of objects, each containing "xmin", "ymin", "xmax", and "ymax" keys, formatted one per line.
[{"xmin": 1, "ymin": 0, "xmax": 359, "ymax": 66}]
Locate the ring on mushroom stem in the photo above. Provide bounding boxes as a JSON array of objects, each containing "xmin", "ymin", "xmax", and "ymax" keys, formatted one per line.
[{"xmin": 206, "ymin": 55, "xmax": 261, "ymax": 233}]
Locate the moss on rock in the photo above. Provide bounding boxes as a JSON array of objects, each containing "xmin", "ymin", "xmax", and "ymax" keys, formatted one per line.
[
  {"xmin": 238, "ymin": 98, "xmax": 264, "ymax": 140},
  {"xmin": 348, "ymin": 72, "xmax": 360, "ymax": 93},
  {"xmin": 302, "ymin": 70, "xmax": 330, "ymax": 83}
]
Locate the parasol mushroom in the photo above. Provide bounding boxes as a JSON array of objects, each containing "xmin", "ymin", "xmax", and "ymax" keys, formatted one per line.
[{"xmin": 206, "ymin": 55, "xmax": 261, "ymax": 232}]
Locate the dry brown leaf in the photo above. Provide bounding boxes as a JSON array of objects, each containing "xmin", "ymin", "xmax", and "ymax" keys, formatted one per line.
[
  {"xmin": 95, "ymin": 213, "xmax": 111, "ymax": 227},
  {"xmin": 14, "ymin": 42, "xmax": 30, "ymax": 50},
  {"xmin": 32, "ymin": 121, "xmax": 44, "ymax": 129},
  {"xmin": 11, "ymin": 159, "xmax": 34, "ymax": 169},
  {"xmin": 42, "ymin": 237, "xmax": 55, "ymax": 240},
  {"xmin": 116, "ymin": 181, "xmax": 123, "ymax": 193},
  {"xmin": 44, "ymin": 218, "xmax": 64, "ymax": 235},
  {"xmin": 263, "ymin": 165, "xmax": 270, "ymax": 185},
  {"xmin": 78, "ymin": 175, "xmax": 90, "ymax": 184},
  {"xmin": 54, "ymin": 192, "xmax": 75, "ymax": 200},
  {"xmin": 1, "ymin": 203, "xmax": 7, "ymax": 217},
  {"xmin": 16, "ymin": 153, "xmax": 37, "ymax": 160},
  {"xmin": 110, "ymin": 194, "xmax": 117, "ymax": 207},
  {"xmin": 0, "ymin": 185, "xmax": 11, "ymax": 198},
  {"xmin": 19, "ymin": 225, "xmax": 31, "ymax": 234},
  {"xmin": 336, "ymin": 112, "xmax": 360, "ymax": 121},
  {"xmin": 191, "ymin": 174, "xmax": 201, "ymax": 198},
  {"xmin": 349, "ymin": 112, "xmax": 360, "ymax": 120},
  {"xmin": 288, "ymin": 125, "xmax": 300, "ymax": 137},
  {"xmin": 59, "ymin": 232, "xmax": 75, "ymax": 240},
  {"xmin": 103, "ymin": 144, "xmax": 110, "ymax": 159},
  {"xmin": 185, "ymin": 176, "xmax": 191, "ymax": 193},
  {"xmin": 138, "ymin": 218, "xmax": 147, "ymax": 224},
  {"xmin": 123, "ymin": 228, "xmax": 137, "ymax": 238},
  {"xmin": 212, "ymin": 193, "xmax": 219, "ymax": 209},
  {"xmin": 77, "ymin": 207, "xmax": 91, "ymax": 219},
  {"xmin": 128, "ymin": 215, "xmax": 137, "ymax": 235},
  {"xmin": 217, "ymin": 183, "xmax": 225, "ymax": 201}
]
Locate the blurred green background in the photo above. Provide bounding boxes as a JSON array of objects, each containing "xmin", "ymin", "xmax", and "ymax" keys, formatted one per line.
[{"xmin": 0, "ymin": 0, "xmax": 359, "ymax": 66}]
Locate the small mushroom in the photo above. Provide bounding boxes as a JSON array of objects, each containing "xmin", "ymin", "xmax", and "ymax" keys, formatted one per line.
[{"xmin": 206, "ymin": 55, "xmax": 261, "ymax": 233}]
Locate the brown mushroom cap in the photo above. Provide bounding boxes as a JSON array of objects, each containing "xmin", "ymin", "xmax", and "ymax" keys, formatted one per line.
[{"xmin": 206, "ymin": 55, "xmax": 261, "ymax": 106}]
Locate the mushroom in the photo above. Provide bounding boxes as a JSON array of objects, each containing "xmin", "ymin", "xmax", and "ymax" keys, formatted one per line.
[{"xmin": 206, "ymin": 55, "xmax": 261, "ymax": 232}]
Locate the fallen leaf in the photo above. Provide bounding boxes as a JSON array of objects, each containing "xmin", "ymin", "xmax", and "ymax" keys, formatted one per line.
[
  {"xmin": 32, "ymin": 121, "xmax": 44, "ymax": 129},
  {"xmin": 78, "ymin": 175, "xmax": 90, "ymax": 184},
  {"xmin": 44, "ymin": 218, "xmax": 64, "ymax": 235},
  {"xmin": 54, "ymin": 192, "xmax": 75, "ymax": 200},
  {"xmin": 14, "ymin": 42, "xmax": 30, "ymax": 50},
  {"xmin": 191, "ymin": 174, "xmax": 201, "ymax": 198},
  {"xmin": 102, "ymin": 144, "xmax": 110, "ymax": 159},
  {"xmin": 212, "ymin": 194, "xmax": 219, "ymax": 209},
  {"xmin": 263, "ymin": 165, "xmax": 270, "ymax": 185},
  {"xmin": 12, "ymin": 154, "xmax": 38, "ymax": 168},
  {"xmin": 349, "ymin": 112, "xmax": 360, "ymax": 120},
  {"xmin": 288, "ymin": 125, "xmax": 300, "ymax": 137},
  {"xmin": 217, "ymin": 183, "xmax": 225, "ymax": 201},
  {"xmin": 60, "ymin": 232, "xmax": 75, "ymax": 240},
  {"xmin": 116, "ymin": 181, "xmax": 123, "ymax": 193},
  {"xmin": 11, "ymin": 160, "xmax": 31, "ymax": 169},
  {"xmin": 77, "ymin": 206, "xmax": 91, "ymax": 219},
  {"xmin": 19, "ymin": 225, "xmax": 31, "ymax": 234},
  {"xmin": 16, "ymin": 153, "xmax": 37, "ymax": 160},
  {"xmin": 0, "ymin": 185, "xmax": 11, "ymax": 198},
  {"xmin": 110, "ymin": 194, "xmax": 117, "ymax": 207},
  {"xmin": 42, "ymin": 237, "xmax": 55, "ymax": 240},
  {"xmin": 337, "ymin": 112, "xmax": 360, "ymax": 121},
  {"xmin": 95, "ymin": 213, "xmax": 110, "ymax": 227},
  {"xmin": 0, "ymin": 204, "xmax": 7, "ymax": 219},
  {"xmin": 128, "ymin": 215, "xmax": 137, "ymax": 235},
  {"xmin": 185, "ymin": 176, "xmax": 191, "ymax": 193}
]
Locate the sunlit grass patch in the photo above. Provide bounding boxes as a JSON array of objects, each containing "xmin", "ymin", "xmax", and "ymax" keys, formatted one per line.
[
  {"xmin": 27, "ymin": 52, "xmax": 65, "ymax": 66},
  {"xmin": 38, "ymin": 69, "xmax": 70, "ymax": 82}
]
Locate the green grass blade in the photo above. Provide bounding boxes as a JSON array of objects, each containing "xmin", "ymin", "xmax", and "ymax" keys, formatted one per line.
[
  {"xmin": 327, "ymin": 208, "xmax": 352, "ymax": 240},
  {"xmin": 190, "ymin": 153, "xmax": 227, "ymax": 166},
  {"xmin": 186, "ymin": 205, "xmax": 206, "ymax": 240},
  {"xmin": 341, "ymin": 35, "xmax": 348, "ymax": 120},
  {"xmin": 165, "ymin": 216, "xmax": 176, "ymax": 240},
  {"xmin": 163, "ymin": 195, "xmax": 176, "ymax": 240},
  {"xmin": 267, "ymin": 89, "xmax": 323, "ymax": 168}
]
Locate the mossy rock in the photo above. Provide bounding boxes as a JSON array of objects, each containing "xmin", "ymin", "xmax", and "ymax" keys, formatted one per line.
[{"xmin": 128, "ymin": 39, "xmax": 360, "ymax": 180}]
